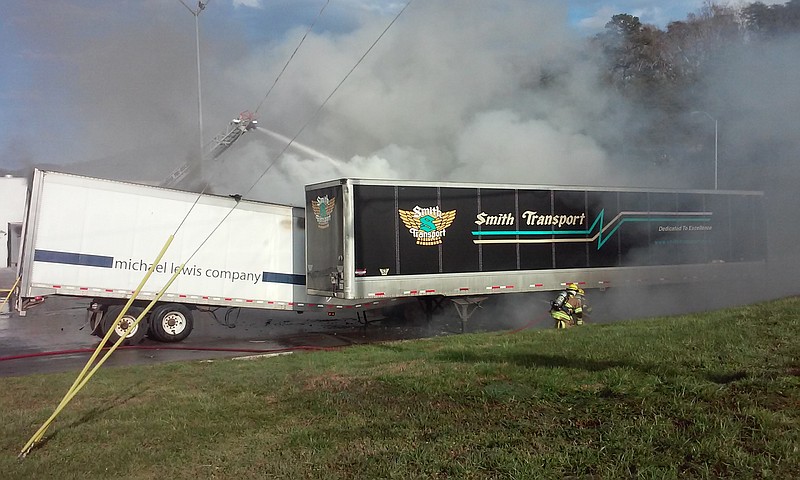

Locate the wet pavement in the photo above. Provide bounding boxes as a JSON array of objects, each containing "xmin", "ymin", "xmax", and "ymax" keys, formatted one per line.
[
  {"xmin": 0, "ymin": 268, "xmax": 544, "ymax": 377},
  {"xmin": 2, "ymin": 264, "xmax": 796, "ymax": 378},
  {"xmin": 0, "ymin": 296, "xmax": 478, "ymax": 377}
]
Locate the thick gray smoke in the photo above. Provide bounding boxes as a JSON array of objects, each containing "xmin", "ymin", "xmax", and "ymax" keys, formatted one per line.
[
  {"xmin": 2, "ymin": 1, "xmax": 663, "ymax": 198},
  {"xmin": 218, "ymin": 1, "xmax": 630, "ymax": 204},
  {"xmin": 7, "ymin": 2, "xmax": 796, "ymax": 203},
  {"xmin": 216, "ymin": 1, "xmax": 800, "ymax": 315},
  {"xmin": 707, "ymin": 34, "xmax": 800, "ymax": 298}
]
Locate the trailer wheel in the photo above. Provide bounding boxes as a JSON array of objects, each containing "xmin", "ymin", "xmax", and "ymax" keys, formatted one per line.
[
  {"xmin": 149, "ymin": 304, "xmax": 193, "ymax": 343},
  {"xmin": 103, "ymin": 305, "xmax": 146, "ymax": 345}
]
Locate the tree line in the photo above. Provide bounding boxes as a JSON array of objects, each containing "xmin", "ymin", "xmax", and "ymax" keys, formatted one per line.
[{"xmin": 588, "ymin": 0, "xmax": 800, "ymax": 186}]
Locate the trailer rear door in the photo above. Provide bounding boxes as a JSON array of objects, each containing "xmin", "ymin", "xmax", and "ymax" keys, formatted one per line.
[{"xmin": 305, "ymin": 181, "xmax": 346, "ymax": 297}]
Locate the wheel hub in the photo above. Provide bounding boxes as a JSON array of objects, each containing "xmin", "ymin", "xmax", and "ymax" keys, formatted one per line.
[{"xmin": 163, "ymin": 314, "xmax": 186, "ymax": 335}]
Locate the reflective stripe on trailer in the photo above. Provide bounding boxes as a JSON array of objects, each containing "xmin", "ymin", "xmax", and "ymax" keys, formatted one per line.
[
  {"xmin": 35, "ymin": 284, "xmax": 351, "ymax": 310},
  {"xmin": 44, "ymin": 284, "xmax": 132, "ymax": 295}
]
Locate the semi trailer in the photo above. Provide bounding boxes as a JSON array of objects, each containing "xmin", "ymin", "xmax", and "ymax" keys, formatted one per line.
[
  {"xmin": 14, "ymin": 170, "xmax": 767, "ymax": 343},
  {"xmin": 14, "ymin": 170, "xmax": 399, "ymax": 344},
  {"xmin": 305, "ymin": 178, "xmax": 766, "ymax": 320}
]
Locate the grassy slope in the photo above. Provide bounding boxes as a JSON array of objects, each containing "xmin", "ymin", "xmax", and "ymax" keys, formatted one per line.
[{"xmin": 1, "ymin": 297, "xmax": 798, "ymax": 479}]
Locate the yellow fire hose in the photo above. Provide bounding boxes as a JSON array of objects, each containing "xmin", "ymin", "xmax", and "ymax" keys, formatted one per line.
[
  {"xmin": 0, "ymin": 275, "xmax": 21, "ymax": 312},
  {"xmin": 19, "ymin": 237, "xmax": 181, "ymax": 458}
]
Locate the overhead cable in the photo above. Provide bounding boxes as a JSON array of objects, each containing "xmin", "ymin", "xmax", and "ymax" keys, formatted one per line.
[
  {"xmin": 254, "ymin": 0, "xmax": 332, "ymax": 115},
  {"xmin": 243, "ymin": 0, "xmax": 414, "ymax": 199}
]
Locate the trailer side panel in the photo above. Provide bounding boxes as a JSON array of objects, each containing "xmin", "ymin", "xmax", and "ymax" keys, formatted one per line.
[
  {"xmin": 19, "ymin": 170, "xmax": 307, "ymax": 309},
  {"xmin": 306, "ymin": 179, "xmax": 766, "ymax": 300}
]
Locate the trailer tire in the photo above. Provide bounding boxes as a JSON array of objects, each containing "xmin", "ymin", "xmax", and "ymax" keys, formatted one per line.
[
  {"xmin": 102, "ymin": 305, "xmax": 147, "ymax": 345},
  {"xmin": 149, "ymin": 304, "xmax": 193, "ymax": 343}
]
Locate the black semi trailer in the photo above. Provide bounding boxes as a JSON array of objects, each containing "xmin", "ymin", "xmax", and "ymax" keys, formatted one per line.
[{"xmin": 305, "ymin": 178, "xmax": 766, "ymax": 322}]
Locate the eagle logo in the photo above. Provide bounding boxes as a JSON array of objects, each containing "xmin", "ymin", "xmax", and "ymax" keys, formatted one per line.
[
  {"xmin": 311, "ymin": 195, "xmax": 336, "ymax": 229},
  {"xmin": 398, "ymin": 206, "xmax": 457, "ymax": 246}
]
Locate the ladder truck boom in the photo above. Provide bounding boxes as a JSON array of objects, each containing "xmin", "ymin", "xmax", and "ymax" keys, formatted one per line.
[{"xmin": 162, "ymin": 111, "xmax": 258, "ymax": 188}]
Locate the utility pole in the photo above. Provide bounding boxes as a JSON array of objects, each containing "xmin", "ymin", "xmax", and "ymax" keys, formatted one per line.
[
  {"xmin": 691, "ymin": 110, "xmax": 718, "ymax": 190},
  {"xmin": 178, "ymin": 1, "xmax": 207, "ymax": 187}
]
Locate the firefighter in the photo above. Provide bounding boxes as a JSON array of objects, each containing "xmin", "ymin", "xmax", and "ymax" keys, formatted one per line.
[
  {"xmin": 575, "ymin": 287, "xmax": 590, "ymax": 325},
  {"xmin": 550, "ymin": 283, "xmax": 582, "ymax": 328}
]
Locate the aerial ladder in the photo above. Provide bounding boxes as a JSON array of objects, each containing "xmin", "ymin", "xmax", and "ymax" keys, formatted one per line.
[{"xmin": 162, "ymin": 111, "xmax": 258, "ymax": 189}]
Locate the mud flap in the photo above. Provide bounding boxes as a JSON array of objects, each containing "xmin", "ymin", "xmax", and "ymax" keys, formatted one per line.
[{"xmin": 87, "ymin": 307, "xmax": 104, "ymax": 337}]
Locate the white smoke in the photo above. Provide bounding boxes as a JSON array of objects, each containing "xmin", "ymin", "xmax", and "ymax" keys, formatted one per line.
[
  {"xmin": 4, "ymin": 1, "xmax": 636, "ymax": 195},
  {"xmin": 212, "ymin": 0, "xmax": 631, "ymax": 203},
  {"xmin": 452, "ymin": 110, "xmax": 609, "ymax": 185}
]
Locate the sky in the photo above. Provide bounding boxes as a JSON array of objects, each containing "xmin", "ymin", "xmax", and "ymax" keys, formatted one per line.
[{"xmin": 0, "ymin": 0, "xmax": 791, "ymax": 204}]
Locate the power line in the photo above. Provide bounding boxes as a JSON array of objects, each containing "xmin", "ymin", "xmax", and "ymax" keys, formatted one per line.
[
  {"xmin": 254, "ymin": 0, "xmax": 332, "ymax": 115},
  {"xmin": 243, "ymin": 0, "xmax": 414, "ymax": 199},
  {"xmin": 174, "ymin": 1, "xmax": 414, "ymax": 267}
]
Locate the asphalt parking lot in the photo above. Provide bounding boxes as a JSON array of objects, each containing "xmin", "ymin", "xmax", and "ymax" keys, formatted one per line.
[
  {"xmin": 3, "ymin": 264, "xmax": 795, "ymax": 378},
  {"xmin": 0, "ymin": 268, "xmax": 544, "ymax": 377},
  {"xmin": 0, "ymin": 294, "xmax": 483, "ymax": 377}
]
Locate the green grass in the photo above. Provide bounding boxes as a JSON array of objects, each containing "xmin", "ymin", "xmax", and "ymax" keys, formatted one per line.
[{"xmin": 2, "ymin": 297, "xmax": 799, "ymax": 479}]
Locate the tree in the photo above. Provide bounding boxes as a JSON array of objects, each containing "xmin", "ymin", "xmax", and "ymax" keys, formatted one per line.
[
  {"xmin": 743, "ymin": 0, "xmax": 800, "ymax": 37},
  {"xmin": 595, "ymin": 14, "xmax": 670, "ymax": 92}
]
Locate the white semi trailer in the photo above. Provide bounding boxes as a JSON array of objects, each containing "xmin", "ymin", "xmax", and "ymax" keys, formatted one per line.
[
  {"xmin": 14, "ymin": 170, "xmax": 396, "ymax": 344},
  {"xmin": 15, "ymin": 170, "xmax": 767, "ymax": 344}
]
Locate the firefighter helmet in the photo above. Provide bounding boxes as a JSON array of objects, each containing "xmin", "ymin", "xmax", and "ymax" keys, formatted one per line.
[
  {"xmin": 578, "ymin": 288, "xmax": 585, "ymax": 296},
  {"xmin": 566, "ymin": 283, "xmax": 579, "ymax": 293}
]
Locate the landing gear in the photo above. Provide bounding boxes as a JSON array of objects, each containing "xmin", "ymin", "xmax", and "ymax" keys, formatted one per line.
[{"xmin": 451, "ymin": 296, "xmax": 488, "ymax": 333}]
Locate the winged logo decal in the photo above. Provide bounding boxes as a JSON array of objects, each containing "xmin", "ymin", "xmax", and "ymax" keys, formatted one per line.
[
  {"xmin": 398, "ymin": 206, "xmax": 457, "ymax": 246},
  {"xmin": 311, "ymin": 195, "xmax": 336, "ymax": 229}
]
